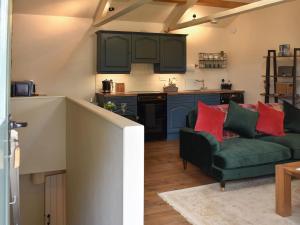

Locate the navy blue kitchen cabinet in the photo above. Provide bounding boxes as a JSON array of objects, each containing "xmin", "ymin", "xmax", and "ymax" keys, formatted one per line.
[
  {"xmin": 167, "ymin": 95, "xmax": 195, "ymax": 140},
  {"xmin": 167, "ymin": 94, "xmax": 221, "ymax": 140},
  {"xmin": 194, "ymin": 94, "xmax": 220, "ymax": 106},
  {"xmin": 97, "ymin": 31, "xmax": 132, "ymax": 74},
  {"xmin": 97, "ymin": 31, "xmax": 187, "ymax": 74},
  {"xmin": 99, "ymin": 95, "xmax": 137, "ymax": 115},
  {"xmin": 132, "ymin": 33, "xmax": 160, "ymax": 63},
  {"xmin": 154, "ymin": 34, "xmax": 187, "ymax": 73},
  {"xmin": 97, "ymin": 92, "xmax": 223, "ymax": 140}
]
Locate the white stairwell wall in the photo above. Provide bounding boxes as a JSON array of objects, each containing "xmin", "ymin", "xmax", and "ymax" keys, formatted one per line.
[
  {"xmin": 66, "ymin": 98, "xmax": 144, "ymax": 225},
  {"xmin": 11, "ymin": 96, "xmax": 144, "ymax": 225}
]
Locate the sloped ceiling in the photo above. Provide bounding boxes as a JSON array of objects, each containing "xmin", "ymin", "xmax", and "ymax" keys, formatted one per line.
[
  {"xmin": 13, "ymin": 0, "xmax": 100, "ymax": 18},
  {"xmin": 13, "ymin": 0, "xmax": 259, "ymax": 22}
]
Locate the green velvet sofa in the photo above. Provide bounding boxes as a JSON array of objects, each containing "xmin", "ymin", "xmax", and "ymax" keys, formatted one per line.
[{"xmin": 180, "ymin": 111, "xmax": 300, "ymax": 190}]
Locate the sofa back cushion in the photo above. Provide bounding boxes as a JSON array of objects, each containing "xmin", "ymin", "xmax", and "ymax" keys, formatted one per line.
[
  {"xmin": 224, "ymin": 101, "xmax": 259, "ymax": 138},
  {"xmin": 283, "ymin": 100, "xmax": 300, "ymax": 133},
  {"xmin": 187, "ymin": 102, "xmax": 283, "ymax": 139},
  {"xmin": 194, "ymin": 101, "xmax": 226, "ymax": 142},
  {"xmin": 256, "ymin": 101, "xmax": 285, "ymax": 136}
]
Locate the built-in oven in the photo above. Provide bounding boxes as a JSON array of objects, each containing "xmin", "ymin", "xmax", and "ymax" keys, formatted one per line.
[{"xmin": 137, "ymin": 93, "xmax": 167, "ymax": 141}]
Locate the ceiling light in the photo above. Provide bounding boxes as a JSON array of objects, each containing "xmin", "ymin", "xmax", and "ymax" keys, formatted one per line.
[{"xmin": 210, "ymin": 19, "xmax": 218, "ymax": 24}]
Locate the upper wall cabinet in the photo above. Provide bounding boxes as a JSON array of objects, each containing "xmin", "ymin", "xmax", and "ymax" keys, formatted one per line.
[
  {"xmin": 96, "ymin": 31, "xmax": 187, "ymax": 74},
  {"xmin": 154, "ymin": 35, "xmax": 187, "ymax": 74},
  {"xmin": 132, "ymin": 34, "xmax": 160, "ymax": 63},
  {"xmin": 97, "ymin": 31, "xmax": 132, "ymax": 74}
]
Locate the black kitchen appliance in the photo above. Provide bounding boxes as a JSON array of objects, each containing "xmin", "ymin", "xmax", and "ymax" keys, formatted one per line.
[
  {"xmin": 11, "ymin": 80, "xmax": 35, "ymax": 97},
  {"xmin": 102, "ymin": 79, "xmax": 113, "ymax": 93},
  {"xmin": 137, "ymin": 93, "xmax": 167, "ymax": 141},
  {"xmin": 220, "ymin": 92, "xmax": 244, "ymax": 104}
]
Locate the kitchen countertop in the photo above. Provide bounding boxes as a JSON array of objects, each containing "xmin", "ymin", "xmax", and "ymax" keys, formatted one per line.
[{"xmin": 96, "ymin": 89, "xmax": 244, "ymax": 97}]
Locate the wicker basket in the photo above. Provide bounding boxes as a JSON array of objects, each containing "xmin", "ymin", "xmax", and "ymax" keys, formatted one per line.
[{"xmin": 163, "ymin": 86, "xmax": 178, "ymax": 93}]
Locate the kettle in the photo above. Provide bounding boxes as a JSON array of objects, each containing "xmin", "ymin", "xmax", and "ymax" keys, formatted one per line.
[{"xmin": 102, "ymin": 79, "xmax": 113, "ymax": 93}]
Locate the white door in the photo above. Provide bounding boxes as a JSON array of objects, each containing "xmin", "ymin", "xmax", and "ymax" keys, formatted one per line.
[
  {"xmin": 45, "ymin": 174, "xmax": 66, "ymax": 225},
  {"xmin": 0, "ymin": 0, "xmax": 12, "ymax": 224}
]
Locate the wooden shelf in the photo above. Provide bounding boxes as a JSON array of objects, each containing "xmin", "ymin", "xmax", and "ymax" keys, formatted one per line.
[
  {"xmin": 264, "ymin": 48, "xmax": 300, "ymax": 106},
  {"xmin": 261, "ymin": 93, "xmax": 300, "ymax": 99},
  {"xmin": 198, "ymin": 52, "xmax": 227, "ymax": 70},
  {"xmin": 199, "ymin": 59, "xmax": 226, "ymax": 62},
  {"xmin": 262, "ymin": 75, "xmax": 300, "ymax": 78},
  {"xmin": 198, "ymin": 66, "xmax": 226, "ymax": 69},
  {"xmin": 263, "ymin": 55, "xmax": 300, "ymax": 58}
]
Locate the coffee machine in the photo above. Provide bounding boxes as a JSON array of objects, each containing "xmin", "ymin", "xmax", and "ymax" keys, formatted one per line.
[{"xmin": 102, "ymin": 79, "xmax": 113, "ymax": 93}]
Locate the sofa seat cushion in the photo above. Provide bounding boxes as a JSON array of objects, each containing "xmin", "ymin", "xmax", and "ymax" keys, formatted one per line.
[
  {"xmin": 258, "ymin": 133, "xmax": 300, "ymax": 159},
  {"xmin": 214, "ymin": 138, "xmax": 291, "ymax": 169}
]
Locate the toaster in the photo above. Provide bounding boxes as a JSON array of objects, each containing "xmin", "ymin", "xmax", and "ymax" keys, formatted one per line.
[{"xmin": 11, "ymin": 80, "xmax": 36, "ymax": 97}]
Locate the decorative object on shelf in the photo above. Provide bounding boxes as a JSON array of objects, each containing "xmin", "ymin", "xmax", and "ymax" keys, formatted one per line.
[
  {"xmin": 115, "ymin": 83, "xmax": 125, "ymax": 93},
  {"xmin": 163, "ymin": 78, "xmax": 178, "ymax": 93},
  {"xmin": 104, "ymin": 101, "xmax": 116, "ymax": 111},
  {"xmin": 276, "ymin": 83, "xmax": 293, "ymax": 96},
  {"xmin": 120, "ymin": 103, "xmax": 127, "ymax": 114},
  {"xmin": 262, "ymin": 48, "xmax": 300, "ymax": 106},
  {"xmin": 196, "ymin": 51, "xmax": 227, "ymax": 69},
  {"xmin": 220, "ymin": 79, "xmax": 232, "ymax": 90},
  {"xmin": 279, "ymin": 44, "xmax": 291, "ymax": 57},
  {"xmin": 278, "ymin": 66, "xmax": 294, "ymax": 77}
]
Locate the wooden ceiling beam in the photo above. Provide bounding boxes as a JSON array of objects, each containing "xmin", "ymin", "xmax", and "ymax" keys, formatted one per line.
[
  {"xmin": 94, "ymin": 0, "xmax": 110, "ymax": 21},
  {"xmin": 154, "ymin": 0, "xmax": 248, "ymax": 8},
  {"xmin": 93, "ymin": 0, "xmax": 152, "ymax": 27},
  {"xmin": 169, "ymin": 0, "xmax": 291, "ymax": 31},
  {"xmin": 197, "ymin": 0, "xmax": 247, "ymax": 8},
  {"xmin": 164, "ymin": 0, "xmax": 198, "ymax": 32}
]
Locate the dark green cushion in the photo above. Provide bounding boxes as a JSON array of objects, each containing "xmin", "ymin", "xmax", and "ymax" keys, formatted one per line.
[
  {"xmin": 214, "ymin": 138, "xmax": 291, "ymax": 169},
  {"xmin": 187, "ymin": 110, "xmax": 197, "ymax": 128},
  {"xmin": 224, "ymin": 101, "xmax": 259, "ymax": 138},
  {"xmin": 284, "ymin": 101, "xmax": 300, "ymax": 133},
  {"xmin": 258, "ymin": 133, "xmax": 300, "ymax": 159}
]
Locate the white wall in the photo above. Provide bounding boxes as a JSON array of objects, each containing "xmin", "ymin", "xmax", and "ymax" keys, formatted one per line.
[
  {"xmin": 12, "ymin": 14, "xmax": 96, "ymax": 100},
  {"xmin": 12, "ymin": 2, "xmax": 300, "ymax": 102},
  {"xmin": 66, "ymin": 98, "xmax": 144, "ymax": 225},
  {"xmin": 226, "ymin": 0, "xmax": 300, "ymax": 103},
  {"xmin": 11, "ymin": 96, "xmax": 66, "ymax": 174},
  {"xmin": 12, "ymin": 96, "xmax": 144, "ymax": 225},
  {"xmin": 12, "ymin": 13, "xmax": 229, "ymax": 98}
]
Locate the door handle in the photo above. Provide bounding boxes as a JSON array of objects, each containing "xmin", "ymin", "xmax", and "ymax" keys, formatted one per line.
[
  {"xmin": 9, "ymin": 121, "xmax": 27, "ymax": 130},
  {"xmin": 9, "ymin": 195, "xmax": 17, "ymax": 205}
]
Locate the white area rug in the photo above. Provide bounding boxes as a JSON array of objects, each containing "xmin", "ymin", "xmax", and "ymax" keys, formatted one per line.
[{"xmin": 159, "ymin": 178, "xmax": 300, "ymax": 225}]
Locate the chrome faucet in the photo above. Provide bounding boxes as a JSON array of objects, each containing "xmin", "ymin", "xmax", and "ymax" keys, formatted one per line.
[{"xmin": 195, "ymin": 79, "xmax": 207, "ymax": 90}]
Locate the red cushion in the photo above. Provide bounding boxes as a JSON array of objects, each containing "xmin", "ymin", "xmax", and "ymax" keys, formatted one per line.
[
  {"xmin": 256, "ymin": 101, "xmax": 285, "ymax": 136},
  {"xmin": 194, "ymin": 101, "xmax": 226, "ymax": 142}
]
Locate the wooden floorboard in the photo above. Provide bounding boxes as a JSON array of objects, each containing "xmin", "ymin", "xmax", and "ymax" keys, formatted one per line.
[{"xmin": 144, "ymin": 140, "xmax": 215, "ymax": 225}]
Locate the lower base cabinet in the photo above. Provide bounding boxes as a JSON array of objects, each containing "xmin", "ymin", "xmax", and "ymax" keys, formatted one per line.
[
  {"xmin": 167, "ymin": 94, "xmax": 220, "ymax": 140},
  {"xmin": 96, "ymin": 92, "xmax": 243, "ymax": 140}
]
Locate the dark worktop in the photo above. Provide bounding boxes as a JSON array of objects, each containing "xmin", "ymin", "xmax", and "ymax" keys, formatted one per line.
[{"xmin": 96, "ymin": 89, "xmax": 244, "ymax": 97}]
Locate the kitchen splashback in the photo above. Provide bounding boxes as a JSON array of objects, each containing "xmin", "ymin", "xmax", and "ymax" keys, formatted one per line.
[{"xmin": 96, "ymin": 64, "xmax": 227, "ymax": 93}]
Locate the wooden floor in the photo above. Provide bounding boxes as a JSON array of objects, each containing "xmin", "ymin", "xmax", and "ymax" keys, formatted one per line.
[{"xmin": 144, "ymin": 140, "xmax": 214, "ymax": 225}]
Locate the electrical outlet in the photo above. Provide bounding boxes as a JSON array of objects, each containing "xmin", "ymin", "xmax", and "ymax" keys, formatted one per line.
[{"xmin": 159, "ymin": 76, "xmax": 166, "ymax": 82}]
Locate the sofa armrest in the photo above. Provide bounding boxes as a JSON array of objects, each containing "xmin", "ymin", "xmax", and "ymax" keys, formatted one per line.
[{"xmin": 180, "ymin": 128, "xmax": 220, "ymax": 173}]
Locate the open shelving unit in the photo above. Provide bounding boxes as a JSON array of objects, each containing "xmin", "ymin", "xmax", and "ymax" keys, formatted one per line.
[
  {"xmin": 262, "ymin": 48, "xmax": 300, "ymax": 106},
  {"xmin": 197, "ymin": 52, "xmax": 227, "ymax": 69}
]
